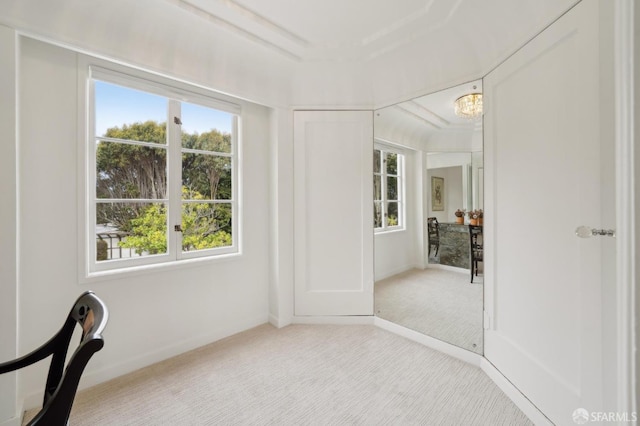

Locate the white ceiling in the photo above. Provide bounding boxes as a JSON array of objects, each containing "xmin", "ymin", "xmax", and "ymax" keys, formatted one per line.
[
  {"xmin": 173, "ymin": 0, "xmax": 578, "ymax": 64},
  {"xmin": 2, "ymin": 0, "xmax": 580, "ymax": 107},
  {"xmin": 182, "ymin": 0, "xmax": 468, "ymax": 61},
  {"xmin": 375, "ymin": 79, "xmax": 483, "ymax": 149}
]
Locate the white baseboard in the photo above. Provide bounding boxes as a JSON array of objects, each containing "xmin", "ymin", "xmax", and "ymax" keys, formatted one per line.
[
  {"xmin": 0, "ymin": 401, "xmax": 22, "ymax": 426},
  {"xmin": 268, "ymin": 313, "xmax": 292, "ymax": 329},
  {"xmin": 292, "ymin": 315, "xmax": 375, "ymax": 325},
  {"xmin": 373, "ymin": 317, "xmax": 482, "ymax": 366},
  {"xmin": 23, "ymin": 313, "xmax": 268, "ymax": 410},
  {"xmin": 374, "ymin": 264, "xmax": 416, "ymax": 281},
  {"xmin": 424, "ymin": 263, "xmax": 469, "ymax": 274},
  {"xmin": 480, "ymin": 358, "xmax": 552, "ymax": 426},
  {"xmin": 0, "ymin": 415, "xmax": 21, "ymax": 426}
]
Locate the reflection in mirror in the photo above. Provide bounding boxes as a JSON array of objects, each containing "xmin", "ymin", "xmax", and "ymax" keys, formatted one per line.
[{"xmin": 373, "ymin": 80, "xmax": 484, "ymax": 354}]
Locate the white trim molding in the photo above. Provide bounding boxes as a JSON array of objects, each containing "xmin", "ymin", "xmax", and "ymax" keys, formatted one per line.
[
  {"xmin": 614, "ymin": 0, "xmax": 637, "ymax": 416},
  {"xmin": 374, "ymin": 317, "xmax": 482, "ymax": 366},
  {"xmin": 480, "ymin": 359, "xmax": 553, "ymax": 426},
  {"xmin": 293, "ymin": 315, "xmax": 375, "ymax": 326},
  {"xmin": 0, "ymin": 405, "xmax": 22, "ymax": 426}
]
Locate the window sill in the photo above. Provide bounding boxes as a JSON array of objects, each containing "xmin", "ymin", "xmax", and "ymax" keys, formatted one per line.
[
  {"xmin": 80, "ymin": 251, "xmax": 242, "ymax": 284},
  {"xmin": 374, "ymin": 228, "xmax": 406, "ymax": 236}
]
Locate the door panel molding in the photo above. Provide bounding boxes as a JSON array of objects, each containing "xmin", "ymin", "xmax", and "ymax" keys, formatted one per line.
[
  {"xmin": 483, "ymin": 0, "xmax": 607, "ymax": 423},
  {"xmin": 293, "ymin": 110, "xmax": 374, "ymax": 316}
]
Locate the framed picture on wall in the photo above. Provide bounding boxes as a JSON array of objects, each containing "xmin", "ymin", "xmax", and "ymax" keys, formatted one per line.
[{"xmin": 431, "ymin": 176, "xmax": 444, "ymax": 211}]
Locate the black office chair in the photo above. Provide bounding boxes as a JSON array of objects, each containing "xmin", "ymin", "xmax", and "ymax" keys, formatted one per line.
[
  {"xmin": 469, "ymin": 225, "xmax": 483, "ymax": 283},
  {"xmin": 0, "ymin": 291, "xmax": 108, "ymax": 426},
  {"xmin": 427, "ymin": 217, "xmax": 440, "ymax": 257}
]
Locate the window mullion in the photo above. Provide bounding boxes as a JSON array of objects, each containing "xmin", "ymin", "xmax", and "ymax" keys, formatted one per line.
[
  {"xmin": 167, "ymin": 99, "xmax": 182, "ymax": 259},
  {"xmin": 232, "ymin": 115, "xmax": 239, "ymax": 251},
  {"xmin": 87, "ymin": 78, "xmax": 98, "ymax": 266},
  {"xmin": 398, "ymin": 154, "xmax": 404, "ymax": 227},
  {"xmin": 381, "ymin": 153, "xmax": 387, "ymax": 229}
]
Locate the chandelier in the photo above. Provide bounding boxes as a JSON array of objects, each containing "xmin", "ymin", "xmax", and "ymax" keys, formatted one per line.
[{"xmin": 454, "ymin": 93, "xmax": 483, "ymax": 119}]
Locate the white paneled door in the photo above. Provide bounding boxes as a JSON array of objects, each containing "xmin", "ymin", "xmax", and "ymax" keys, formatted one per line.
[
  {"xmin": 484, "ymin": 0, "xmax": 615, "ymax": 425},
  {"xmin": 294, "ymin": 111, "xmax": 374, "ymax": 316}
]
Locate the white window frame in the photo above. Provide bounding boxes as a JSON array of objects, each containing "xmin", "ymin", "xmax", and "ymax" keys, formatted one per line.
[
  {"xmin": 374, "ymin": 143, "xmax": 405, "ymax": 233},
  {"xmin": 85, "ymin": 65, "xmax": 241, "ymax": 275}
]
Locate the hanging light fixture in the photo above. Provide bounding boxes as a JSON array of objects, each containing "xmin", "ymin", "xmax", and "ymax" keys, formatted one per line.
[{"xmin": 454, "ymin": 91, "xmax": 483, "ymax": 119}]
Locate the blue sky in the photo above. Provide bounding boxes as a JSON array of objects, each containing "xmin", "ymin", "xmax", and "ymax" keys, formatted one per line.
[{"xmin": 94, "ymin": 80, "xmax": 233, "ymax": 137}]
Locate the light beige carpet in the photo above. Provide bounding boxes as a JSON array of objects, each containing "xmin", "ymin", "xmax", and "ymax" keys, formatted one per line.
[
  {"xmin": 375, "ymin": 269, "xmax": 483, "ymax": 354},
  {"xmin": 26, "ymin": 324, "xmax": 531, "ymax": 425}
]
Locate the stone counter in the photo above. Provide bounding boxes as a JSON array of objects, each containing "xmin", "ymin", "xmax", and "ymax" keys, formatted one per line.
[{"xmin": 429, "ymin": 223, "xmax": 470, "ymax": 269}]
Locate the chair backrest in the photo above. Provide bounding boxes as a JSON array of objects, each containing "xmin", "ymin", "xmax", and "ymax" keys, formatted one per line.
[
  {"xmin": 30, "ymin": 291, "xmax": 108, "ymax": 425},
  {"xmin": 469, "ymin": 225, "xmax": 483, "ymax": 258},
  {"xmin": 427, "ymin": 217, "xmax": 439, "ymax": 238}
]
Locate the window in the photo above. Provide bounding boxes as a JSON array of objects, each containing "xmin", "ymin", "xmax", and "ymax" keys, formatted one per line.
[
  {"xmin": 88, "ymin": 68, "xmax": 240, "ymax": 273},
  {"xmin": 374, "ymin": 146, "xmax": 404, "ymax": 231}
]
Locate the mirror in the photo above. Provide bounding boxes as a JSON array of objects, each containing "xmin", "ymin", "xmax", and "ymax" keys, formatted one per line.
[{"xmin": 373, "ymin": 80, "xmax": 484, "ymax": 354}]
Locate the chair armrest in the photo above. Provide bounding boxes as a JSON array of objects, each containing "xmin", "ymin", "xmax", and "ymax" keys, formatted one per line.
[{"xmin": 0, "ymin": 340, "xmax": 55, "ymax": 374}]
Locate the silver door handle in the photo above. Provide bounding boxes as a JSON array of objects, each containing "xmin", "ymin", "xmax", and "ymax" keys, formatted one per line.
[{"xmin": 575, "ymin": 226, "xmax": 616, "ymax": 238}]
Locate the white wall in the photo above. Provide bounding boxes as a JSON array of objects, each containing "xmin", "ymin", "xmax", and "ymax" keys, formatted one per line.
[
  {"xmin": 427, "ymin": 166, "xmax": 463, "ymax": 223},
  {"xmin": 471, "ymin": 151, "xmax": 484, "ymax": 211},
  {"xmin": 374, "ymin": 231, "xmax": 411, "ymax": 280},
  {"xmin": 423, "ymin": 132, "xmax": 477, "ymax": 222},
  {"xmin": 16, "ymin": 37, "xmax": 272, "ymax": 407},
  {"xmin": 268, "ymin": 108, "xmax": 294, "ymax": 327},
  {"xmin": 0, "ymin": 24, "xmax": 19, "ymax": 426},
  {"xmin": 424, "ymin": 129, "xmax": 477, "ymax": 152}
]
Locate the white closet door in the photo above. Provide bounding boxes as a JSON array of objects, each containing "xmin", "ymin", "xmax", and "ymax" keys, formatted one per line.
[
  {"xmin": 484, "ymin": 0, "xmax": 614, "ymax": 424},
  {"xmin": 294, "ymin": 111, "xmax": 374, "ymax": 316}
]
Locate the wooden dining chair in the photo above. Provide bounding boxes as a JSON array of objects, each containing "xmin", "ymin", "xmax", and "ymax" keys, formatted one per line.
[
  {"xmin": 469, "ymin": 225, "xmax": 483, "ymax": 283},
  {"xmin": 427, "ymin": 217, "xmax": 440, "ymax": 257}
]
